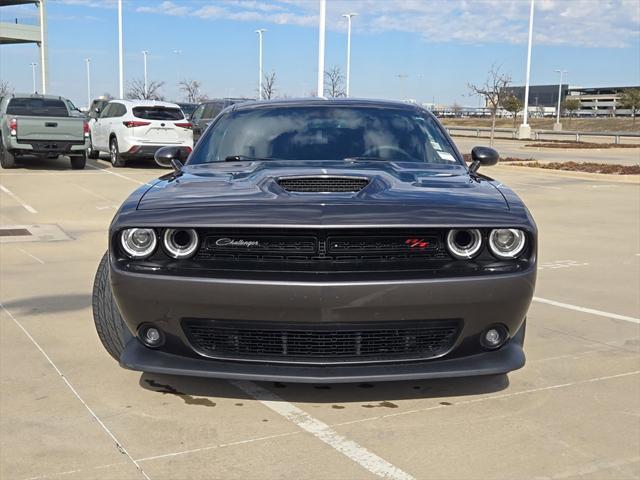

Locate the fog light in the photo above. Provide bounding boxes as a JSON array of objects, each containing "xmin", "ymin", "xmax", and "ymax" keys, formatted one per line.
[
  {"xmin": 480, "ymin": 325, "xmax": 508, "ymax": 349},
  {"xmin": 139, "ymin": 324, "xmax": 164, "ymax": 348}
]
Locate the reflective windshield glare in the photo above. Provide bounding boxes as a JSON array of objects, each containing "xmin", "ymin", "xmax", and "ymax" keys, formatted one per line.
[{"xmin": 189, "ymin": 106, "xmax": 460, "ymax": 165}]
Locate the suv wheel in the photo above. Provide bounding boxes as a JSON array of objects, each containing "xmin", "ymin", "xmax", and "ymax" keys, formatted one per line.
[
  {"xmin": 109, "ymin": 137, "xmax": 126, "ymax": 167},
  {"xmin": 87, "ymin": 138, "xmax": 100, "ymax": 159},
  {"xmin": 70, "ymin": 151, "xmax": 87, "ymax": 170},
  {"xmin": 0, "ymin": 140, "xmax": 16, "ymax": 169}
]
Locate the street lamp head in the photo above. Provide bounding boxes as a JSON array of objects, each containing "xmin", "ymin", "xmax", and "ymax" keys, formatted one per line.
[
  {"xmin": 342, "ymin": 12, "xmax": 358, "ymax": 18},
  {"xmin": 255, "ymin": 28, "xmax": 266, "ymax": 34}
]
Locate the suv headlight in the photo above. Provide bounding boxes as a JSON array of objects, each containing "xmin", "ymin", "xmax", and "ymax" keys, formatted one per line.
[
  {"xmin": 120, "ymin": 228, "xmax": 157, "ymax": 259},
  {"xmin": 446, "ymin": 229, "xmax": 483, "ymax": 259},
  {"xmin": 488, "ymin": 229, "xmax": 526, "ymax": 259}
]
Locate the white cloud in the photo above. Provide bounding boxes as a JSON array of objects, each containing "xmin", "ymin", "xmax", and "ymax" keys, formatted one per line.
[{"xmin": 130, "ymin": 0, "xmax": 638, "ymax": 48}]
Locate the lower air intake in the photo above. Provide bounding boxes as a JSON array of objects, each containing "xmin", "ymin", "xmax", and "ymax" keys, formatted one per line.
[{"xmin": 183, "ymin": 320, "xmax": 461, "ymax": 364}]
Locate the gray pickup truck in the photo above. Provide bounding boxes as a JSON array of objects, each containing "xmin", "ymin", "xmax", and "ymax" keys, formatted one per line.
[{"xmin": 0, "ymin": 94, "xmax": 89, "ymax": 169}]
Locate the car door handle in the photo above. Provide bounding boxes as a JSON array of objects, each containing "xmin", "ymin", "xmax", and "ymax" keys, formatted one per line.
[{"xmin": 45, "ymin": 122, "xmax": 58, "ymax": 127}]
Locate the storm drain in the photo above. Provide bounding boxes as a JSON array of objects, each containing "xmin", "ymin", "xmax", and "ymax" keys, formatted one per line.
[{"xmin": 0, "ymin": 225, "xmax": 71, "ymax": 243}]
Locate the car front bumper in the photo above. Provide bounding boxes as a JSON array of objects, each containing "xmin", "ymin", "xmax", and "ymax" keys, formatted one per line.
[{"xmin": 111, "ymin": 262, "xmax": 535, "ymax": 382}]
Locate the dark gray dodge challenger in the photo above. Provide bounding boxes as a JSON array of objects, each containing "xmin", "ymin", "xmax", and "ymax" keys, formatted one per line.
[{"xmin": 92, "ymin": 98, "xmax": 537, "ymax": 383}]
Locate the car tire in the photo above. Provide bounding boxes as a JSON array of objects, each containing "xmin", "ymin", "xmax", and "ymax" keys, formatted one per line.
[
  {"xmin": 87, "ymin": 138, "xmax": 100, "ymax": 159},
  {"xmin": 70, "ymin": 151, "xmax": 87, "ymax": 170},
  {"xmin": 0, "ymin": 141, "xmax": 16, "ymax": 169},
  {"xmin": 109, "ymin": 137, "xmax": 126, "ymax": 167},
  {"xmin": 92, "ymin": 252, "xmax": 132, "ymax": 361}
]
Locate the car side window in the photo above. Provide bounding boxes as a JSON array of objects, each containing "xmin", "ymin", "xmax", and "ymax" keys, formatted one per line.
[
  {"xmin": 110, "ymin": 103, "xmax": 126, "ymax": 117},
  {"xmin": 99, "ymin": 104, "xmax": 113, "ymax": 118},
  {"xmin": 203, "ymin": 104, "xmax": 219, "ymax": 119}
]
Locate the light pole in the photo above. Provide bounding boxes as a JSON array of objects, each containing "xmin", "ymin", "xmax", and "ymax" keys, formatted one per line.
[
  {"xmin": 30, "ymin": 63, "xmax": 37, "ymax": 93},
  {"xmin": 85, "ymin": 58, "xmax": 91, "ymax": 109},
  {"xmin": 555, "ymin": 69, "xmax": 567, "ymax": 126},
  {"xmin": 518, "ymin": 0, "xmax": 535, "ymax": 139},
  {"xmin": 142, "ymin": 50, "xmax": 149, "ymax": 98},
  {"xmin": 342, "ymin": 12, "xmax": 357, "ymax": 97},
  {"xmin": 255, "ymin": 29, "xmax": 266, "ymax": 100},
  {"xmin": 118, "ymin": 0, "xmax": 123, "ymax": 98},
  {"xmin": 317, "ymin": 0, "xmax": 326, "ymax": 97}
]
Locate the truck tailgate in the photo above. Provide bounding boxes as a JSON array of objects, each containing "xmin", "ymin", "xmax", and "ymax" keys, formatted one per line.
[{"xmin": 16, "ymin": 116, "xmax": 84, "ymax": 142}]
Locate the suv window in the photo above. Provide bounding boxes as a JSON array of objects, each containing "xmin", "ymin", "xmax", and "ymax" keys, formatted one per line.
[
  {"xmin": 100, "ymin": 104, "xmax": 114, "ymax": 118},
  {"xmin": 110, "ymin": 103, "xmax": 127, "ymax": 117},
  {"xmin": 6, "ymin": 98, "xmax": 69, "ymax": 117},
  {"xmin": 191, "ymin": 104, "xmax": 205, "ymax": 123},
  {"xmin": 203, "ymin": 102, "xmax": 223, "ymax": 119},
  {"xmin": 132, "ymin": 106, "xmax": 184, "ymax": 120}
]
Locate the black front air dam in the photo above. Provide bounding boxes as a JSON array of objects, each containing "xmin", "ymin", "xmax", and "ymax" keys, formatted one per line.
[{"xmin": 120, "ymin": 334, "xmax": 525, "ymax": 383}]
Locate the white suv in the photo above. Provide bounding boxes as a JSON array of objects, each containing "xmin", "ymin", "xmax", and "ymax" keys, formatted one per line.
[{"xmin": 88, "ymin": 100, "xmax": 193, "ymax": 167}]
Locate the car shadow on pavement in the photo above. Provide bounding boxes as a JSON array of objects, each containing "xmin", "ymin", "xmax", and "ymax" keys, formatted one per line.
[
  {"xmin": 9, "ymin": 155, "xmax": 78, "ymax": 171},
  {"xmin": 139, "ymin": 371, "xmax": 509, "ymax": 405}
]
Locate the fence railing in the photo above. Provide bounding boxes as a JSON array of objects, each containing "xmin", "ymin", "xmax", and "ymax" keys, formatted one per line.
[{"xmin": 445, "ymin": 126, "xmax": 640, "ymax": 144}]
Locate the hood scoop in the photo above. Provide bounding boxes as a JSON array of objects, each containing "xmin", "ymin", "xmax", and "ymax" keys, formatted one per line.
[{"xmin": 277, "ymin": 175, "xmax": 370, "ymax": 193}]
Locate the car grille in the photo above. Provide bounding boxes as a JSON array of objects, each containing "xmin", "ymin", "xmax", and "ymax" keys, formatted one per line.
[
  {"xmin": 195, "ymin": 228, "xmax": 452, "ymax": 272},
  {"xmin": 183, "ymin": 319, "xmax": 461, "ymax": 364},
  {"xmin": 277, "ymin": 176, "xmax": 369, "ymax": 193}
]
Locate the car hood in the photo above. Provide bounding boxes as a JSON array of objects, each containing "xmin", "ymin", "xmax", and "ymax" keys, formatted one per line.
[{"xmin": 132, "ymin": 160, "xmax": 515, "ymax": 226}]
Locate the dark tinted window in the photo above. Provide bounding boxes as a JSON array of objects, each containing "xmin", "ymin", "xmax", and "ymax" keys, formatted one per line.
[
  {"xmin": 132, "ymin": 106, "xmax": 184, "ymax": 120},
  {"xmin": 6, "ymin": 98, "xmax": 69, "ymax": 117},
  {"xmin": 189, "ymin": 106, "xmax": 460, "ymax": 165},
  {"xmin": 203, "ymin": 103, "xmax": 223, "ymax": 119},
  {"xmin": 110, "ymin": 103, "xmax": 126, "ymax": 117}
]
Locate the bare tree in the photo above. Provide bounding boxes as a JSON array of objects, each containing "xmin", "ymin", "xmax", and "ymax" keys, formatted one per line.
[
  {"xmin": 561, "ymin": 97, "xmax": 581, "ymax": 126},
  {"xmin": 0, "ymin": 80, "xmax": 13, "ymax": 97},
  {"xmin": 262, "ymin": 72, "xmax": 276, "ymax": 100},
  {"xmin": 468, "ymin": 65, "xmax": 512, "ymax": 146},
  {"xmin": 126, "ymin": 78, "xmax": 165, "ymax": 100},
  {"xmin": 324, "ymin": 66, "xmax": 346, "ymax": 98},
  {"xmin": 619, "ymin": 88, "xmax": 640, "ymax": 125},
  {"xmin": 502, "ymin": 95, "xmax": 523, "ymax": 129},
  {"xmin": 179, "ymin": 79, "xmax": 207, "ymax": 103}
]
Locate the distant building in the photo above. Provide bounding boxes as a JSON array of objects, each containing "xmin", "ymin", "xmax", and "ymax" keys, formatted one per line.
[{"xmin": 504, "ymin": 84, "xmax": 640, "ymax": 117}]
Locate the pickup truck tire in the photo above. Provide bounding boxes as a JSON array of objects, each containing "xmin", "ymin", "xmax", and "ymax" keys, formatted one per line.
[
  {"xmin": 109, "ymin": 137, "xmax": 126, "ymax": 168},
  {"xmin": 87, "ymin": 139, "xmax": 100, "ymax": 159},
  {"xmin": 92, "ymin": 252, "xmax": 132, "ymax": 361},
  {"xmin": 0, "ymin": 141, "xmax": 16, "ymax": 169},
  {"xmin": 70, "ymin": 152, "xmax": 87, "ymax": 170}
]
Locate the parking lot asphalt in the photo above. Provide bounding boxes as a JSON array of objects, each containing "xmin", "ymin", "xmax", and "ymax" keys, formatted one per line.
[
  {"xmin": 453, "ymin": 136, "xmax": 640, "ymax": 166},
  {"xmin": 1, "ymin": 152, "xmax": 639, "ymax": 480}
]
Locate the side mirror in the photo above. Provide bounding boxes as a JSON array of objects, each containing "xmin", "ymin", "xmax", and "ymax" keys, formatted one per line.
[
  {"xmin": 94, "ymin": 107, "xmax": 100, "ymax": 114},
  {"xmin": 155, "ymin": 145, "xmax": 191, "ymax": 171},
  {"xmin": 469, "ymin": 146, "xmax": 499, "ymax": 174}
]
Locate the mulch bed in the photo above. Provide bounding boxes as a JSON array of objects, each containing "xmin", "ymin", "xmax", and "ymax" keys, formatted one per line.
[
  {"xmin": 525, "ymin": 141, "xmax": 640, "ymax": 149},
  {"xmin": 508, "ymin": 161, "xmax": 640, "ymax": 175}
]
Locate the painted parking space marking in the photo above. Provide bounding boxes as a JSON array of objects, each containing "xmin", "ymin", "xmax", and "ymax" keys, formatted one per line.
[
  {"xmin": 17, "ymin": 247, "xmax": 45, "ymax": 264},
  {"xmin": 231, "ymin": 380, "xmax": 416, "ymax": 480},
  {"xmin": 85, "ymin": 164, "xmax": 149, "ymax": 186},
  {"xmin": 538, "ymin": 260, "xmax": 590, "ymax": 271},
  {"xmin": 0, "ymin": 304, "xmax": 151, "ymax": 480},
  {"xmin": 0, "ymin": 184, "xmax": 37, "ymax": 213},
  {"xmin": 533, "ymin": 297, "xmax": 640, "ymax": 324}
]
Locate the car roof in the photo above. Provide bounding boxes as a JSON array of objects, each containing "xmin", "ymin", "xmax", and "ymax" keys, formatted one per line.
[
  {"xmin": 9, "ymin": 93, "xmax": 70, "ymax": 101},
  {"xmin": 111, "ymin": 99, "xmax": 181, "ymax": 108},
  {"xmin": 230, "ymin": 97, "xmax": 426, "ymax": 113}
]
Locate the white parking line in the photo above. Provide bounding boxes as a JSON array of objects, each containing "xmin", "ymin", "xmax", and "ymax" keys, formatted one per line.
[
  {"xmin": 231, "ymin": 380, "xmax": 415, "ymax": 480},
  {"xmin": 0, "ymin": 184, "xmax": 37, "ymax": 213},
  {"xmin": 0, "ymin": 303, "xmax": 151, "ymax": 480},
  {"xmin": 17, "ymin": 247, "xmax": 45, "ymax": 264},
  {"xmin": 85, "ymin": 164, "xmax": 148, "ymax": 186},
  {"xmin": 533, "ymin": 296, "xmax": 640, "ymax": 324}
]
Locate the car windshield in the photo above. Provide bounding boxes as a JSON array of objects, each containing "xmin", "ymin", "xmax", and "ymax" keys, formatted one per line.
[
  {"xmin": 7, "ymin": 98, "xmax": 69, "ymax": 117},
  {"xmin": 188, "ymin": 106, "xmax": 461, "ymax": 165},
  {"xmin": 132, "ymin": 106, "xmax": 184, "ymax": 120}
]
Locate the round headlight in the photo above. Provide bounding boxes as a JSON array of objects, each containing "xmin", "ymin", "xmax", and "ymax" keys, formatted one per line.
[
  {"xmin": 120, "ymin": 228, "xmax": 157, "ymax": 259},
  {"xmin": 446, "ymin": 229, "xmax": 483, "ymax": 259},
  {"xmin": 163, "ymin": 228, "xmax": 199, "ymax": 259},
  {"xmin": 489, "ymin": 229, "xmax": 526, "ymax": 259}
]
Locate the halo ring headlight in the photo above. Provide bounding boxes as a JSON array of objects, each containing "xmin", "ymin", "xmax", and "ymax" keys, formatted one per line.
[
  {"xmin": 489, "ymin": 228, "xmax": 526, "ymax": 259},
  {"xmin": 163, "ymin": 228, "xmax": 199, "ymax": 259},
  {"xmin": 120, "ymin": 228, "xmax": 157, "ymax": 259},
  {"xmin": 446, "ymin": 229, "xmax": 483, "ymax": 259}
]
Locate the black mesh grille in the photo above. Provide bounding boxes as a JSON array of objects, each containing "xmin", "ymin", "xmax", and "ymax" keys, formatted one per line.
[
  {"xmin": 183, "ymin": 320, "xmax": 461, "ymax": 363},
  {"xmin": 278, "ymin": 176, "xmax": 369, "ymax": 193}
]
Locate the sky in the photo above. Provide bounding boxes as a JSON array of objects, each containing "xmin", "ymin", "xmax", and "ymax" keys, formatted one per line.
[{"xmin": 0, "ymin": 0, "xmax": 639, "ymax": 108}]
